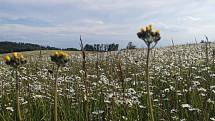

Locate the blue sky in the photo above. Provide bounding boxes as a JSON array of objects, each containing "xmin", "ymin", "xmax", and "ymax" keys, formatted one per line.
[{"xmin": 0, "ymin": 0, "xmax": 215, "ymax": 48}]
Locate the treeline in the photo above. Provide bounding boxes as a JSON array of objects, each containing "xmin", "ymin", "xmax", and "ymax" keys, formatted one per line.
[
  {"xmin": 0, "ymin": 41, "xmax": 120, "ymax": 54},
  {"xmin": 84, "ymin": 43, "xmax": 119, "ymax": 51},
  {"xmin": 0, "ymin": 41, "xmax": 79, "ymax": 54}
]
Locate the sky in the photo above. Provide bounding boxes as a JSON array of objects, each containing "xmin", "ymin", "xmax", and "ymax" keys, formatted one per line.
[{"xmin": 0, "ymin": 0, "xmax": 215, "ymax": 49}]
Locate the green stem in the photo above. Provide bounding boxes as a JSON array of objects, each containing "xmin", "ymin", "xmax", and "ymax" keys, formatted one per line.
[
  {"xmin": 54, "ymin": 66, "xmax": 60, "ymax": 121},
  {"xmin": 146, "ymin": 47, "xmax": 154, "ymax": 121},
  {"xmin": 15, "ymin": 69, "xmax": 22, "ymax": 121}
]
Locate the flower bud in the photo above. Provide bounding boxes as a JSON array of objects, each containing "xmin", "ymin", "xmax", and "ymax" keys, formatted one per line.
[
  {"xmin": 13, "ymin": 52, "xmax": 18, "ymax": 58},
  {"xmin": 4, "ymin": 55, "xmax": 11, "ymax": 62}
]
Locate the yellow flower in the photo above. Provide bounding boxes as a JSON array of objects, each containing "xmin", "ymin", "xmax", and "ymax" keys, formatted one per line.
[
  {"xmin": 59, "ymin": 51, "xmax": 68, "ymax": 58},
  {"xmin": 4, "ymin": 55, "xmax": 11, "ymax": 62},
  {"xmin": 51, "ymin": 51, "xmax": 69, "ymax": 66},
  {"xmin": 58, "ymin": 51, "xmax": 64, "ymax": 55},
  {"xmin": 54, "ymin": 51, "xmax": 59, "ymax": 57},
  {"xmin": 13, "ymin": 52, "xmax": 18, "ymax": 58},
  {"xmin": 156, "ymin": 29, "xmax": 160, "ymax": 34}
]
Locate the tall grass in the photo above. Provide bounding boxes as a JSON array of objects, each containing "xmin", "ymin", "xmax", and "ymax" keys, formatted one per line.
[{"xmin": 0, "ymin": 43, "xmax": 215, "ymax": 121}]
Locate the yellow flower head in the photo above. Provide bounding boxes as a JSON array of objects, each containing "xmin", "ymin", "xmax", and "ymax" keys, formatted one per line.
[
  {"xmin": 137, "ymin": 25, "xmax": 161, "ymax": 44},
  {"xmin": 60, "ymin": 52, "xmax": 69, "ymax": 59},
  {"xmin": 156, "ymin": 29, "xmax": 160, "ymax": 34},
  {"xmin": 4, "ymin": 55, "xmax": 11, "ymax": 62},
  {"xmin": 4, "ymin": 53, "xmax": 26, "ymax": 67},
  {"xmin": 13, "ymin": 52, "xmax": 18, "ymax": 58},
  {"xmin": 54, "ymin": 51, "xmax": 59, "ymax": 57},
  {"xmin": 51, "ymin": 51, "xmax": 69, "ymax": 66},
  {"xmin": 58, "ymin": 51, "xmax": 64, "ymax": 55},
  {"xmin": 58, "ymin": 51, "xmax": 64, "ymax": 56}
]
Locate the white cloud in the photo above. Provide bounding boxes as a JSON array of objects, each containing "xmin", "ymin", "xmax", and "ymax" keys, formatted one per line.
[
  {"xmin": 0, "ymin": 0, "xmax": 215, "ymax": 47},
  {"xmin": 82, "ymin": 19, "xmax": 104, "ymax": 25},
  {"xmin": 0, "ymin": 0, "xmax": 75, "ymax": 5},
  {"xmin": 184, "ymin": 16, "xmax": 200, "ymax": 21},
  {"xmin": 0, "ymin": 22, "xmax": 131, "ymax": 37}
]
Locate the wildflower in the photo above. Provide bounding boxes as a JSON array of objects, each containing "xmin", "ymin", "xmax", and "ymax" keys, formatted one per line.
[
  {"xmin": 210, "ymin": 117, "xmax": 215, "ymax": 121},
  {"xmin": 137, "ymin": 24, "xmax": 161, "ymax": 121},
  {"xmin": 51, "ymin": 51, "xmax": 69, "ymax": 66},
  {"xmin": 4, "ymin": 52, "xmax": 27, "ymax": 68},
  {"xmin": 207, "ymin": 98, "xmax": 214, "ymax": 104},
  {"xmin": 13, "ymin": 52, "xmax": 18, "ymax": 58},
  {"xmin": 50, "ymin": 51, "xmax": 69, "ymax": 121},
  {"xmin": 92, "ymin": 110, "xmax": 104, "ymax": 115},
  {"xmin": 122, "ymin": 116, "xmax": 128, "ymax": 120},
  {"xmin": 54, "ymin": 51, "xmax": 59, "ymax": 56},
  {"xmin": 3, "ymin": 52, "xmax": 26, "ymax": 121},
  {"xmin": 4, "ymin": 55, "xmax": 11, "ymax": 62},
  {"xmin": 59, "ymin": 51, "xmax": 69, "ymax": 58},
  {"xmin": 137, "ymin": 24, "xmax": 161, "ymax": 47},
  {"xmin": 181, "ymin": 104, "xmax": 191, "ymax": 108},
  {"xmin": 6, "ymin": 107, "xmax": 14, "ymax": 112}
]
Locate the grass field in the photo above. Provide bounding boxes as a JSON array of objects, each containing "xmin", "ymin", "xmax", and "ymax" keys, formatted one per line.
[{"xmin": 0, "ymin": 43, "xmax": 215, "ymax": 121}]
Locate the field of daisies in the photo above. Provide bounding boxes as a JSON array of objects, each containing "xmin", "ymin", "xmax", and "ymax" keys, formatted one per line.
[{"xmin": 0, "ymin": 42, "xmax": 214, "ymax": 121}]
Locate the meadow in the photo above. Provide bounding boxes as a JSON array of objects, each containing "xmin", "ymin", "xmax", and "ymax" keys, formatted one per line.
[{"xmin": 0, "ymin": 43, "xmax": 215, "ymax": 121}]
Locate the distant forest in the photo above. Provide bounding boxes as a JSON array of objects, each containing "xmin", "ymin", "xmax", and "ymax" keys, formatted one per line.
[
  {"xmin": 0, "ymin": 41, "xmax": 79, "ymax": 54},
  {"xmin": 0, "ymin": 41, "xmax": 120, "ymax": 54},
  {"xmin": 84, "ymin": 43, "xmax": 119, "ymax": 51}
]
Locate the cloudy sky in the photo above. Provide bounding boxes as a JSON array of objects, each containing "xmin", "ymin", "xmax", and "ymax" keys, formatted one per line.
[{"xmin": 0, "ymin": 0, "xmax": 215, "ymax": 48}]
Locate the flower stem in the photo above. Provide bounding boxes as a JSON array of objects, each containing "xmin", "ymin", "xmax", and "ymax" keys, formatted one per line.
[
  {"xmin": 146, "ymin": 47, "xmax": 154, "ymax": 121},
  {"xmin": 15, "ymin": 69, "xmax": 22, "ymax": 121},
  {"xmin": 54, "ymin": 66, "xmax": 60, "ymax": 121}
]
